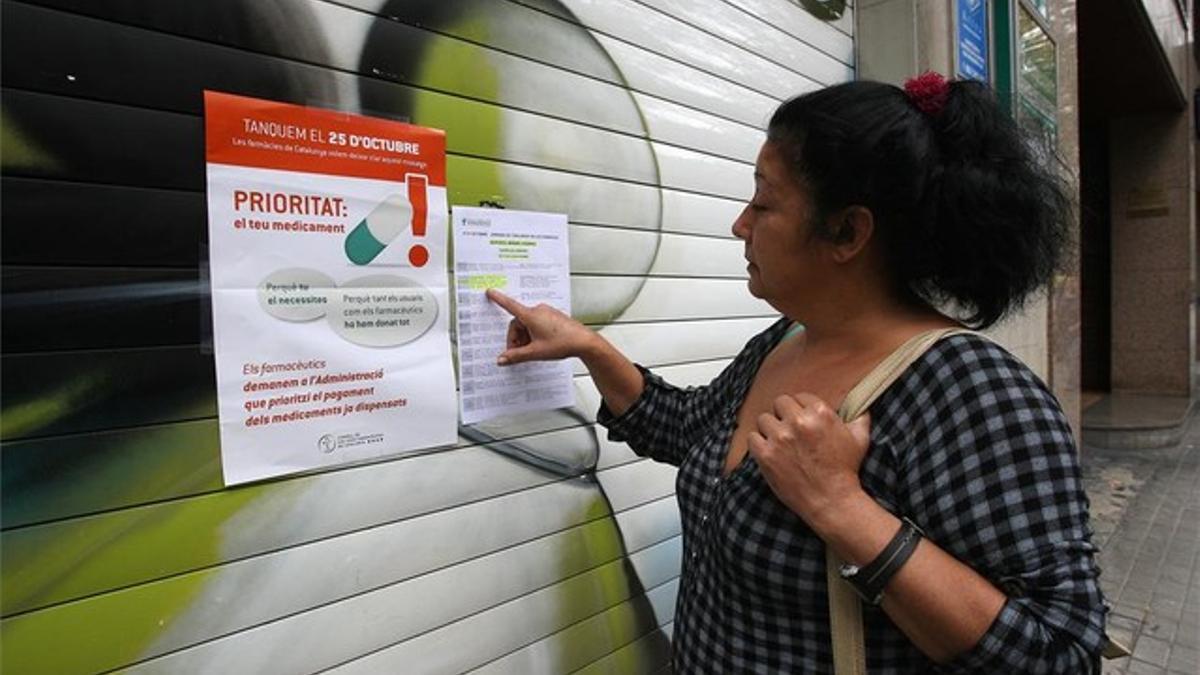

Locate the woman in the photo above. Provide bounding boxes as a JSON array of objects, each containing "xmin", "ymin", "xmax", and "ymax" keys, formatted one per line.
[{"xmin": 487, "ymin": 74, "xmax": 1107, "ymax": 673}]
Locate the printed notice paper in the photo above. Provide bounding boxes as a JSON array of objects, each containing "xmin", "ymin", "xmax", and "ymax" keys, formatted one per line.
[
  {"xmin": 205, "ymin": 91, "xmax": 457, "ymax": 485},
  {"xmin": 452, "ymin": 207, "xmax": 574, "ymax": 425}
]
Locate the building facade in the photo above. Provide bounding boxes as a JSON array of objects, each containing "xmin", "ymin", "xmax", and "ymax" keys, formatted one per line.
[{"xmin": 860, "ymin": 0, "xmax": 1197, "ymax": 437}]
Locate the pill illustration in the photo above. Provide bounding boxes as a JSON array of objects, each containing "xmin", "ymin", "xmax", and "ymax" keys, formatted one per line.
[{"xmin": 344, "ymin": 174, "xmax": 429, "ymax": 266}]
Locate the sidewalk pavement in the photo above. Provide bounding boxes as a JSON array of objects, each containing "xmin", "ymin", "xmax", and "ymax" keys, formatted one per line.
[{"xmin": 1083, "ymin": 413, "xmax": 1200, "ymax": 674}]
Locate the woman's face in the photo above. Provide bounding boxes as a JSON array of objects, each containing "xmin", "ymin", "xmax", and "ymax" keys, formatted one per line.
[{"xmin": 732, "ymin": 141, "xmax": 826, "ymax": 311}]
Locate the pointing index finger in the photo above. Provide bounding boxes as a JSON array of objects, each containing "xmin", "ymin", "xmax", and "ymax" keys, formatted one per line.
[{"xmin": 486, "ymin": 288, "xmax": 527, "ymax": 318}]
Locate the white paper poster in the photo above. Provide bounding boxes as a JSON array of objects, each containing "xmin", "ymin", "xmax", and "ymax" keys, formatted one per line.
[
  {"xmin": 204, "ymin": 91, "xmax": 457, "ymax": 485},
  {"xmin": 452, "ymin": 207, "xmax": 574, "ymax": 425}
]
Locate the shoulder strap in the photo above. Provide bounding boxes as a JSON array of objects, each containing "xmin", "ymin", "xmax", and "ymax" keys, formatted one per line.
[
  {"xmin": 837, "ymin": 327, "xmax": 976, "ymax": 422},
  {"xmin": 827, "ymin": 327, "xmax": 975, "ymax": 675}
]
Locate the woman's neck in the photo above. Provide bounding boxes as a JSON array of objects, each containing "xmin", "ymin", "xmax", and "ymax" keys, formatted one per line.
[{"xmin": 785, "ymin": 291, "xmax": 952, "ymax": 354}]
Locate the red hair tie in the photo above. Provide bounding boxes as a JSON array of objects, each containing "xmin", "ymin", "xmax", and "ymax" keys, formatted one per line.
[{"xmin": 904, "ymin": 71, "xmax": 950, "ymax": 117}]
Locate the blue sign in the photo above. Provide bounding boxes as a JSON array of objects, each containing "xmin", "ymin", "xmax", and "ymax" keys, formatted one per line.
[{"xmin": 957, "ymin": 0, "xmax": 989, "ymax": 82}]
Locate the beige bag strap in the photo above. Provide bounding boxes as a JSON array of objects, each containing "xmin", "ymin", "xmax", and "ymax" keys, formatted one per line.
[
  {"xmin": 826, "ymin": 327, "xmax": 975, "ymax": 675},
  {"xmin": 835, "ymin": 328, "xmax": 974, "ymax": 423},
  {"xmin": 825, "ymin": 553, "xmax": 869, "ymax": 675},
  {"xmin": 823, "ymin": 327, "xmax": 1131, "ymax": 671}
]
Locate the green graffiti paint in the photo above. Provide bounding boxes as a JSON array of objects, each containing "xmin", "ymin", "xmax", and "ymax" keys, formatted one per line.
[
  {"xmin": 1, "ymin": 418, "xmax": 221, "ymax": 530},
  {"xmin": 388, "ymin": 0, "xmax": 665, "ymax": 327},
  {"xmin": 553, "ymin": 594, "xmax": 665, "ymax": 672},
  {"xmin": 412, "ymin": 19, "xmax": 504, "ymax": 202},
  {"xmin": 0, "ymin": 108, "xmax": 61, "ymax": 172},
  {"xmin": 545, "ymin": 497, "xmax": 641, "ymax": 669},
  {"xmin": 0, "ymin": 372, "xmax": 110, "ymax": 440},
  {"xmin": 2, "ymin": 567, "xmax": 217, "ymax": 675},
  {"xmin": 1, "ymin": 480, "xmax": 274, "ymax": 616},
  {"xmin": 1, "ymin": 486, "xmax": 262, "ymax": 674},
  {"xmin": 1, "ymin": 404, "xmax": 267, "ymax": 672},
  {"xmin": 399, "ymin": 10, "xmax": 665, "ymax": 669},
  {"xmin": 445, "ymin": 157, "xmax": 506, "ymax": 210},
  {"xmin": 1, "ymin": 3, "xmax": 681, "ymax": 673}
]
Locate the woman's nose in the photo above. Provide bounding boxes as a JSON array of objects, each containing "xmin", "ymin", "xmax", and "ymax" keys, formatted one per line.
[{"xmin": 732, "ymin": 206, "xmax": 751, "ymax": 240}]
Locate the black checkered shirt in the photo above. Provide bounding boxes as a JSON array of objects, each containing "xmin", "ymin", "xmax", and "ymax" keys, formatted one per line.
[{"xmin": 600, "ymin": 317, "xmax": 1107, "ymax": 673}]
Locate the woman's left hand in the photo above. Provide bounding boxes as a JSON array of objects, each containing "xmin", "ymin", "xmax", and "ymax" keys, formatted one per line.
[{"xmin": 747, "ymin": 393, "xmax": 872, "ymax": 533}]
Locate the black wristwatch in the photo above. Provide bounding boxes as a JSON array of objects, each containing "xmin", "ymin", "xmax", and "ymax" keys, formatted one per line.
[{"xmin": 838, "ymin": 517, "xmax": 924, "ymax": 605}]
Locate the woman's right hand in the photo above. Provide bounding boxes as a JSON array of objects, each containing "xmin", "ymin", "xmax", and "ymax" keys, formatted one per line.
[{"xmin": 486, "ymin": 289, "xmax": 597, "ymax": 365}]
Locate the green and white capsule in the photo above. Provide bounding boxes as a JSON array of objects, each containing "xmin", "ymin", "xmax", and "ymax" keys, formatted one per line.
[{"xmin": 344, "ymin": 194, "xmax": 411, "ymax": 265}]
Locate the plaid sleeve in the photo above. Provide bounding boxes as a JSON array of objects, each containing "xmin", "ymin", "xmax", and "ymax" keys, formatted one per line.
[
  {"xmin": 597, "ymin": 319, "xmax": 789, "ymax": 466},
  {"xmin": 596, "ymin": 366, "xmax": 715, "ymax": 466},
  {"xmin": 893, "ymin": 336, "xmax": 1106, "ymax": 674}
]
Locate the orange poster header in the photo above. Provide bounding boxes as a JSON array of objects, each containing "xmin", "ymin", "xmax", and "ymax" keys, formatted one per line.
[{"xmin": 204, "ymin": 91, "xmax": 446, "ymax": 185}]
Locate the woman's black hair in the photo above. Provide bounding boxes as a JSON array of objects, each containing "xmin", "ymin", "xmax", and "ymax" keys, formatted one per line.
[{"xmin": 767, "ymin": 79, "xmax": 1072, "ymax": 329}]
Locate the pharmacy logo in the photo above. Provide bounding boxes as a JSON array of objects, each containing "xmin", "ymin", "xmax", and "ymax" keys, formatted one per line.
[
  {"xmin": 344, "ymin": 173, "xmax": 430, "ymax": 267},
  {"xmin": 318, "ymin": 434, "xmax": 338, "ymax": 454}
]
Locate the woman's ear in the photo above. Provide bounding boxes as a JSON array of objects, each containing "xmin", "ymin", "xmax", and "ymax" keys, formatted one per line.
[{"xmin": 828, "ymin": 206, "xmax": 874, "ymax": 263}]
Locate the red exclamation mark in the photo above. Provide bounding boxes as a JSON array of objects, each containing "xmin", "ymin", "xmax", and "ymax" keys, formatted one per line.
[{"xmin": 406, "ymin": 174, "xmax": 429, "ymax": 267}]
